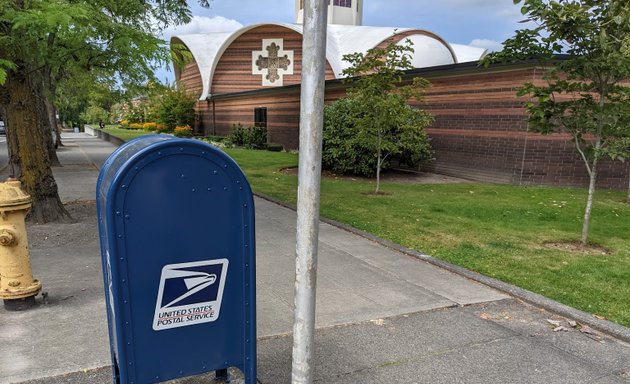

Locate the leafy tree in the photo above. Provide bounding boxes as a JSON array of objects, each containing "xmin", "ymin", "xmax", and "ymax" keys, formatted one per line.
[
  {"xmin": 323, "ymin": 38, "xmax": 433, "ymax": 193},
  {"xmin": 148, "ymin": 84, "xmax": 196, "ymax": 131},
  {"xmin": 0, "ymin": 0, "xmax": 206, "ymax": 222},
  {"xmin": 485, "ymin": 0, "xmax": 630, "ymax": 244},
  {"xmin": 82, "ymin": 106, "xmax": 109, "ymax": 125}
]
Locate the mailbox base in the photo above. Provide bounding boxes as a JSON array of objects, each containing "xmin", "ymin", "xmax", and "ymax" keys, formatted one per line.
[
  {"xmin": 4, "ymin": 295, "xmax": 37, "ymax": 311},
  {"xmin": 214, "ymin": 369, "xmax": 229, "ymax": 383}
]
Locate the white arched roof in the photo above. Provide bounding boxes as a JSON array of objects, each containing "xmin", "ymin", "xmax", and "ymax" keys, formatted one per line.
[
  {"xmin": 397, "ymin": 34, "xmax": 458, "ymax": 69},
  {"xmin": 449, "ymin": 43, "xmax": 488, "ymax": 63},
  {"xmin": 326, "ymin": 25, "xmax": 458, "ymax": 77},
  {"xmin": 173, "ymin": 24, "xmax": 482, "ymax": 99},
  {"xmin": 171, "ymin": 33, "xmax": 232, "ymax": 100}
]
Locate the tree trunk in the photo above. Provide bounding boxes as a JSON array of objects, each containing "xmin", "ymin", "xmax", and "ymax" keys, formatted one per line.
[
  {"xmin": 42, "ymin": 95, "xmax": 61, "ymax": 166},
  {"xmin": 581, "ymin": 158, "xmax": 598, "ymax": 244},
  {"xmin": 3, "ymin": 70, "xmax": 71, "ymax": 223},
  {"xmin": 627, "ymin": 172, "xmax": 630, "ymax": 204},
  {"xmin": 375, "ymin": 150, "xmax": 381, "ymax": 194}
]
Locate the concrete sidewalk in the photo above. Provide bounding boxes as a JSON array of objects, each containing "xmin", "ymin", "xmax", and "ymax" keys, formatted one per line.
[{"xmin": 1, "ymin": 133, "xmax": 629, "ymax": 383}]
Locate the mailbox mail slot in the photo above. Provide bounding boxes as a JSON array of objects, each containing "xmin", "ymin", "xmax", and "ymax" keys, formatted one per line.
[{"xmin": 97, "ymin": 135, "xmax": 256, "ymax": 383}]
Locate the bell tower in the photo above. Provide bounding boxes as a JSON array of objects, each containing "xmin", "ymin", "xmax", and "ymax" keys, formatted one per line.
[{"xmin": 295, "ymin": 0, "xmax": 363, "ymax": 26}]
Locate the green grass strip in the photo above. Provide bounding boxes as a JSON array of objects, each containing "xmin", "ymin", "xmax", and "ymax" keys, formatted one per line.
[{"xmin": 224, "ymin": 148, "xmax": 630, "ymax": 328}]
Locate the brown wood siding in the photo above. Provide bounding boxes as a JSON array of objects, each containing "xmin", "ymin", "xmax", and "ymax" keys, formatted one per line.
[
  {"xmin": 195, "ymin": 62, "xmax": 629, "ymax": 190},
  {"xmin": 211, "ymin": 25, "xmax": 335, "ymax": 95},
  {"xmin": 180, "ymin": 59, "xmax": 203, "ymax": 97},
  {"xmin": 211, "ymin": 91, "xmax": 303, "ymax": 148}
]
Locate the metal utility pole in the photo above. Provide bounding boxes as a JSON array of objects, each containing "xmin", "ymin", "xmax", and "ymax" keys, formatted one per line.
[{"xmin": 291, "ymin": 0, "xmax": 328, "ymax": 383}]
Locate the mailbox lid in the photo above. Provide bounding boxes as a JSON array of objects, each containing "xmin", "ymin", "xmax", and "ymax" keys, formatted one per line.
[{"xmin": 97, "ymin": 134, "xmax": 172, "ymax": 206}]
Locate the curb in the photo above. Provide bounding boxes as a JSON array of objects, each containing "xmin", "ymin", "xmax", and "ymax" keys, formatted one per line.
[
  {"xmin": 93, "ymin": 128, "xmax": 126, "ymax": 147},
  {"xmin": 93, "ymin": 134, "xmax": 630, "ymax": 344},
  {"xmin": 253, "ymin": 192, "xmax": 630, "ymax": 344}
]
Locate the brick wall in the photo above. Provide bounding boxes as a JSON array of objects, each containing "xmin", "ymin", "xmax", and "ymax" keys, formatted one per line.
[{"xmin": 195, "ymin": 62, "xmax": 629, "ymax": 190}]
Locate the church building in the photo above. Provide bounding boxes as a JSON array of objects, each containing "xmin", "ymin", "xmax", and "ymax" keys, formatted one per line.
[{"xmin": 171, "ymin": 0, "xmax": 629, "ymax": 190}]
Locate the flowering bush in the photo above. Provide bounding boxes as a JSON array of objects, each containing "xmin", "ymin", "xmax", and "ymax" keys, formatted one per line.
[
  {"xmin": 128, "ymin": 123, "xmax": 144, "ymax": 130},
  {"xmin": 151, "ymin": 86, "xmax": 196, "ymax": 132},
  {"xmin": 143, "ymin": 122, "xmax": 157, "ymax": 131},
  {"xmin": 174, "ymin": 125, "xmax": 193, "ymax": 137},
  {"xmin": 155, "ymin": 123, "xmax": 170, "ymax": 133},
  {"xmin": 119, "ymin": 119, "xmax": 130, "ymax": 129}
]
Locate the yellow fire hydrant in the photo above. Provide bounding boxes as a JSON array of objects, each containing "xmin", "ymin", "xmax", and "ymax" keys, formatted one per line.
[{"xmin": 0, "ymin": 180, "xmax": 41, "ymax": 310}]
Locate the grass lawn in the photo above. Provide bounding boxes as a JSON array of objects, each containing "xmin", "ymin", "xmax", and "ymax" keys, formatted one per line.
[
  {"xmin": 224, "ymin": 148, "xmax": 630, "ymax": 328},
  {"xmin": 101, "ymin": 125, "xmax": 153, "ymax": 142},
  {"xmin": 101, "ymin": 130, "xmax": 630, "ymax": 327}
]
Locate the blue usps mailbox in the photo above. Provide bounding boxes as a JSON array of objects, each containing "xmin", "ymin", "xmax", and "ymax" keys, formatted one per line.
[{"xmin": 96, "ymin": 135, "xmax": 256, "ymax": 383}]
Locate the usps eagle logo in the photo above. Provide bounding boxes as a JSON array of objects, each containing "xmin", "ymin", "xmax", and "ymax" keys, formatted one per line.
[{"xmin": 152, "ymin": 259, "xmax": 229, "ymax": 331}]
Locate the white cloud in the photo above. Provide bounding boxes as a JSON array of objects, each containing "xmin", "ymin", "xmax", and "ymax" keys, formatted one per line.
[
  {"xmin": 469, "ymin": 38, "xmax": 503, "ymax": 52},
  {"xmin": 162, "ymin": 15, "xmax": 242, "ymax": 40}
]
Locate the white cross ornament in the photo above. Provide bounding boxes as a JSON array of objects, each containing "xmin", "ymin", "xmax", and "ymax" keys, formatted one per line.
[{"xmin": 252, "ymin": 39, "xmax": 294, "ymax": 87}]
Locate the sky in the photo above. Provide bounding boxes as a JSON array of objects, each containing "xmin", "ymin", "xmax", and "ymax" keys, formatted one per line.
[{"xmin": 156, "ymin": 0, "xmax": 529, "ymax": 83}]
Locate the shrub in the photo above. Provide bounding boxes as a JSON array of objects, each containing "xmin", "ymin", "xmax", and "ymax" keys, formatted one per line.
[
  {"xmin": 174, "ymin": 124, "xmax": 193, "ymax": 137},
  {"xmin": 322, "ymin": 96, "xmax": 432, "ymax": 177},
  {"xmin": 201, "ymin": 137, "xmax": 228, "ymax": 149},
  {"xmin": 266, "ymin": 143, "xmax": 284, "ymax": 152},
  {"xmin": 229, "ymin": 124, "xmax": 248, "ymax": 146},
  {"xmin": 322, "ymin": 98, "xmax": 377, "ymax": 176},
  {"xmin": 128, "ymin": 123, "xmax": 144, "ymax": 130},
  {"xmin": 249, "ymin": 125, "xmax": 268, "ymax": 149},
  {"xmin": 228, "ymin": 123, "xmax": 268, "ymax": 149},
  {"xmin": 205, "ymin": 135, "xmax": 225, "ymax": 142},
  {"xmin": 151, "ymin": 85, "xmax": 196, "ymax": 131},
  {"xmin": 124, "ymin": 102, "xmax": 147, "ymax": 124},
  {"xmin": 329, "ymin": 38, "xmax": 434, "ymax": 192},
  {"xmin": 155, "ymin": 123, "xmax": 170, "ymax": 133},
  {"xmin": 143, "ymin": 122, "xmax": 157, "ymax": 131}
]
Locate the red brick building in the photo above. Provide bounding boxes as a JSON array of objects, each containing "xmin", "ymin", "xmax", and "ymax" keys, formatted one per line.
[{"xmin": 172, "ymin": 1, "xmax": 629, "ymax": 189}]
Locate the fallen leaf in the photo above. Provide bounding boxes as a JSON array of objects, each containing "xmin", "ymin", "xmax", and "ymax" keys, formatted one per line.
[
  {"xmin": 579, "ymin": 325, "xmax": 595, "ymax": 335},
  {"xmin": 480, "ymin": 313, "xmax": 493, "ymax": 320},
  {"xmin": 553, "ymin": 326, "xmax": 569, "ymax": 332},
  {"xmin": 546, "ymin": 319, "xmax": 561, "ymax": 327},
  {"xmin": 371, "ymin": 319, "xmax": 385, "ymax": 326},
  {"xmin": 593, "ymin": 314, "xmax": 607, "ymax": 320},
  {"xmin": 568, "ymin": 320, "xmax": 578, "ymax": 328}
]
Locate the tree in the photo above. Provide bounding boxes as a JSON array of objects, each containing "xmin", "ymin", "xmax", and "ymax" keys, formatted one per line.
[
  {"xmin": 148, "ymin": 83, "xmax": 196, "ymax": 131},
  {"xmin": 0, "ymin": 0, "xmax": 207, "ymax": 222},
  {"xmin": 485, "ymin": 0, "xmax": 630, "ymax": 244},
  {"xmin": 323, "ymin": 38, "xmax": 433, "ymax": 193}
]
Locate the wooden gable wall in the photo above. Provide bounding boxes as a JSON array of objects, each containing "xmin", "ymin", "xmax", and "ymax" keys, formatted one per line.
[
  {"xmin": 211, "ymin": 25, "xmax": 336, "ymax": 95},
  {"xmin": 180, "ymin": 58, "xmax": 203, "ymax": 96}
]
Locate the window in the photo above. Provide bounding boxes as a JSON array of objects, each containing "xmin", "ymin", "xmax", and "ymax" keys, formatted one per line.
[
  {"xmin": 304, "ymin": 0, "xmax": 352, "ymax": 9},
  {"xmin": 333, "ymin": 0, "xmax": 352, "ymax": 7},
  {"xmin": 326, "ymin": 0, "xmax": 352, "ymax": 7},
  {"xmin": 254, "ymin": 107, "xmax": 267, "ymax": 128}
]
